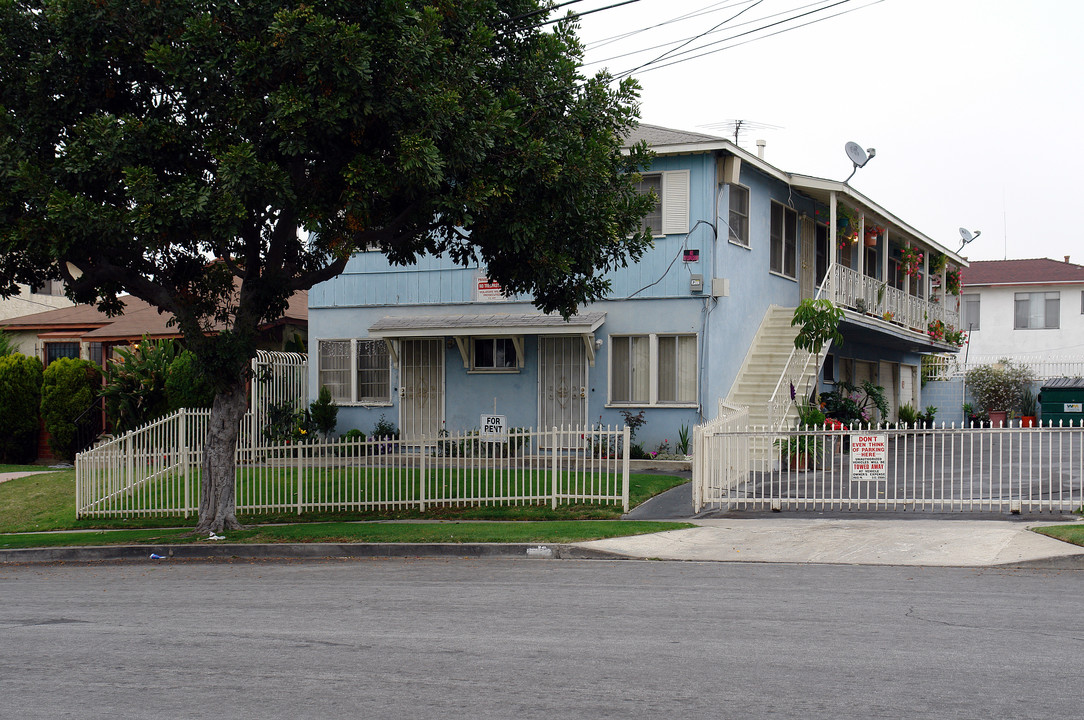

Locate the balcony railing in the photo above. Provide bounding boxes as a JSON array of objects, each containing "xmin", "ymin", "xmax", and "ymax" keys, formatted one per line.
[{"xmin": 827, "ymin": 265, "xmax": 960, "ymax": 338}]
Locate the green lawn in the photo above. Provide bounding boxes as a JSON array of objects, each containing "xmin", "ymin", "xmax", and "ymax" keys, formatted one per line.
[
  {"xmin": 0, "ymin": 520, "xmax": 692, "ymax": 550},
  {"xmin": 1, "ymin": 468, "xmax": 689, "ymax": 535},
  {"xmin": 1033, "ymin": 524, "xmax": 1084, "ymax": 547}
]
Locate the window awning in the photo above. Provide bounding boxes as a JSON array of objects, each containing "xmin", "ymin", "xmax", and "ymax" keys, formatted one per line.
[{"xmin": 368, "ymin": 312, "xmax": 607, "ymax": 368}]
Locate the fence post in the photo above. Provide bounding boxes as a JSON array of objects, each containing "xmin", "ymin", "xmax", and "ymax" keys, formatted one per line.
[
  {"xmin": 125, "ymin": 431, "xmax": 133, "ymax": 516},
  {"xmin": 621, "ymin": 425, "xmax": 630, "ymax": 513},
  {"xmin": 296, "ymin": 440, "xmax": 303, "ymax": 515},
  {"xmin": 181, "ymin": 409, "xmax": 190, "ymax": 518},
  {"xmin": 419, "ymin": 443, "xmax": 427, "ymax": 511},
  {"xmin": 692, "ymin": 425, "xmax": 702, "ymax": 513},
  {"xmin": 551, "ymin": 426, "xmax": 559, "ymax": 510}
]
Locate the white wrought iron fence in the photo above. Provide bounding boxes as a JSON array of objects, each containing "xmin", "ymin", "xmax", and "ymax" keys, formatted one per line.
[
  {"xmin": 695, "ymin": 422, "xmax": 1084, "ymax": 514},
  {"xmin": 246, "ymin": 350, "xmax": 307, "ymax": 459},
  {"xmin": 924, "ymin": 353, "xmax": 1084, "ymax": 382},
  {"xmin": 76, "ymin": 411, "xmax": 630, "ymax": 517}
]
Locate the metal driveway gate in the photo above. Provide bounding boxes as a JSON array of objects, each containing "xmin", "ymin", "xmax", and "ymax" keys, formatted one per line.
[{"xmin": 694, "ymin": 424, "xmax": 1084, "ymax": 513}]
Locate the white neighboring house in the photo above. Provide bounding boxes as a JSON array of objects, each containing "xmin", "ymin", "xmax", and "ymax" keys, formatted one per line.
[
  {"xmin": 0, "ymin": 280, "xmax": 74, "ymax": 322},
  {"xmin": 959, "ymin": 257, "xmax": 1084, "ymax": 364}
]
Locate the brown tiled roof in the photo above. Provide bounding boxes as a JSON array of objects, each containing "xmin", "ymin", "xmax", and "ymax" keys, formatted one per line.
[
  {"xmin": 962, "ymin": 258, "xmax": 1084, "ymax": 286},
  {"xmin": 1, "ymin": 290, "xmax": 307, "ymax": 340}
]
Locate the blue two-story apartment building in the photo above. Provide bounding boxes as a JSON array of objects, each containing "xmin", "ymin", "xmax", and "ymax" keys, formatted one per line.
[{"xmin": 308, "ymin": 125, "xmax": 967, "ymax": 446}]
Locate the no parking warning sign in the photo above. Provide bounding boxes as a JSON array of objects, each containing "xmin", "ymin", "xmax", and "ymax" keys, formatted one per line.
[{"xmin": 850, "ymin": 433, "xmax": 887, "ymax": 481}]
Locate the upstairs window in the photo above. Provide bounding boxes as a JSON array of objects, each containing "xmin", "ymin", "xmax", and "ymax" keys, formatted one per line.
[
  {"xmin": 962, "ymin": 294, "xmax": 981, "ymax": 330},
  {"xmin": 770, "ymin": 201, "xmax": 797, "ymax": 278},
  {"xmin": 633, "ymin": 170, "xmax": 689, "ymax": 236},
  {"xmin": 728, "ymin": 185, "xmax": 749, "ymax": 246},
  {"xmin": 1015, "ymin": 292, "xmax": 1059, "ymax": 329}
]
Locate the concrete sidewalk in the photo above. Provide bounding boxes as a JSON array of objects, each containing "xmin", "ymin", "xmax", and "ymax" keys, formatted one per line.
[{"xmin": 576, "ymin": 516, "xmax": 1084, "ymax": 567}]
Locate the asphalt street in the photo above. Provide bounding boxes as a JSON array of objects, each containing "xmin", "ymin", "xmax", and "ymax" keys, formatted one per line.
[{"xmin": 2, "ymin": 558, "xmax": 1081, "ymax": 719}]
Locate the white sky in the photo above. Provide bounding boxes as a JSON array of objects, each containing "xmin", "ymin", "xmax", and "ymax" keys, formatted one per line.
[{"xmin": 573, "ymin": 0, "xmax": 1084, "ymax": 263}]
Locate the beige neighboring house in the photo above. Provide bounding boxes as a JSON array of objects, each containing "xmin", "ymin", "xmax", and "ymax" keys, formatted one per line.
[
  {"xmin": 0, "ymin": 280, "xmax": 75, "ymax": 322},
  {"xmin": 1, "ymin": 290, "xmax": 308, "ymax": 367}
]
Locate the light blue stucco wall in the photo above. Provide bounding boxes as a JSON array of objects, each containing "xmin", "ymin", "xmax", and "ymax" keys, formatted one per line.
[{"xmin": 309, "ymin": 149, "xmax": 890, "ymax": 447}]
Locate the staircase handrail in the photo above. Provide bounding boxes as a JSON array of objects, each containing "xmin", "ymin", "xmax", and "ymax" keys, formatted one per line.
[{"xmin": 767, "ymin": 265, "xmax": 838, "ymax": 432}]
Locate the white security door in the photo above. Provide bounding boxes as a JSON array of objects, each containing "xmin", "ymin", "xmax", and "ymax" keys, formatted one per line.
[
  {"xmin": 399, "ymin": 339, "xmax": 444, "ymax": 441},
  {"xmin": 538, "ymin": 337, "xmax": 588, "ymax": 434},
  {"xmin": 878, "ymin": 361, "xmax": 899, "ymax": 423},
  {"xmin": 900, "ymin": 364, "xmax": 918, "ymax": 413}
]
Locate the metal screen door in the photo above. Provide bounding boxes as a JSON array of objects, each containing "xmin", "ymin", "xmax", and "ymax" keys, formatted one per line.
[
  {"xmin": 399, "ymin": 339, "xmax": 444, "ymax": 441},
  {"xmin": 538, "ymin": 337, "xmax": 588, "ymax": 438}
]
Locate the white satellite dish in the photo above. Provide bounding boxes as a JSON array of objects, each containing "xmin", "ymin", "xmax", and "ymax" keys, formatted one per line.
[
  {"xmin": 844, "ymin": 142, "xmax": 876, "ymax": 182},
  {"xmin": 958, "ymin": 227, "xmax": 981, "ymax": 252}
]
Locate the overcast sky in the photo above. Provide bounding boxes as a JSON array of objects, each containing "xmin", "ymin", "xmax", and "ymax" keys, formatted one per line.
[{"xmin": 572, "ymin": 0, "xmax": 1082, "ymax": 263}]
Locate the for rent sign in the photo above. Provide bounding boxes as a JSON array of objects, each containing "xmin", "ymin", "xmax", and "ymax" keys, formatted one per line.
[{"xmin": 850, "ymin": 433, "xmax": 887, "ymax": 481}]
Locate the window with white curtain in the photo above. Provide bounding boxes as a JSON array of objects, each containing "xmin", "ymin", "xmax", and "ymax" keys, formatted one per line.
[
  {"xmin": 1014, "ymin": 292, "xmax": 1059, "ymax": 329},
  {"xmin": 318, "ymin": 340, "xmax": 352, "ymax": 403},
  {"xmin": 962, "ymin": 293, "xmax": 981, "ymax": 330},
  {"xmin": 319, "ymin": 338, "xmax": 391, "ymax": 404},
  {"xmin": 610, "ymin": 334, "xmax": 697, "ymax": 406}
]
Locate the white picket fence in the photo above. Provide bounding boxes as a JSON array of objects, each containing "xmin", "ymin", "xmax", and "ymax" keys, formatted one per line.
[
  {"xmin": 694, "ymin": 422, "xmax": 1084, "ymax": 514},
  {"xmin": 75, "ymin": 408, "xmax": 631, "ymax": 518}
]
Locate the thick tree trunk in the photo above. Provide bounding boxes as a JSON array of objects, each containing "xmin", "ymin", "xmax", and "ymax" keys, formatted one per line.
[{"xmin": 195, "ymin": 376, "xmax": 249, "ymax": 533}]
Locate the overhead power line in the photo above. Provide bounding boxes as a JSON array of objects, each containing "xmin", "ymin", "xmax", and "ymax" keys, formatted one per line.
[{"xmin": 627, "ymin": 0, "xmax": 883, "ymax": 75}]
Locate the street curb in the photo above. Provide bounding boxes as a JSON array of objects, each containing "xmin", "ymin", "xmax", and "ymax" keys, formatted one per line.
[{"xmin": 0, "ymin": 542, "xmax": 629, "ymax": 565}]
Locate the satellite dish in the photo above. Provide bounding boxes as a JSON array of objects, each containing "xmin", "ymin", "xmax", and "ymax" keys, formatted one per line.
[
  {"xmin": 845, "ymin": 142, "xmax": 868, "ymax": 167},
  {"xmin": 958, "ymin": 227, "xmax": 981, "ymax": 252},
  {"xmin": 844, "ymin": 142, "xmax": 876, "ymax": 182}
]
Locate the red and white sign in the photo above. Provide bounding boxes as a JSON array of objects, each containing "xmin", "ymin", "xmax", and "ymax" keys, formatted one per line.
[
  {"xmin": 850, "ymin": 433, "xmax": 887, "ymax": 481},
  {"xmin": 475, "ymin": 276, "xmax": 507, "ymax": 302}
]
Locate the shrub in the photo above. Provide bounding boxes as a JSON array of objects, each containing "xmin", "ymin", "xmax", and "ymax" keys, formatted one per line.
[
  {"xmin": 0, "ymin": 353, "xmax": 44, "ymax": 463},
  {"xmin": 372, "ymin": 414, "xmax": 399, "ymax": 440},
  {"xmin": 309, "ymin": 386, "xmax": 338, "ymax": 440},
  {"xmin": 41, "ymin": 357, "xmax": 102, "ymax": 461},
  {"xmin": 965, "ymin": 359, "xmax": 1036, "ymax": 414},
  {"xmin": 100, "ymin": 338, "xmax": 179, "ymax": 432},
  {"xmin": 165, "ymin": 350, "xmax": 216, "ymax": 410},
  {"xmin": 0, "ymin": 329, "xmax": 18, "ymax": 357},
  {"xmin": 820, "ymin": 381, "xmax": 889, "ymax": 427},
  {"xmin": 897, "ymin": 403, "xmax": 919, "ymax": 425}
]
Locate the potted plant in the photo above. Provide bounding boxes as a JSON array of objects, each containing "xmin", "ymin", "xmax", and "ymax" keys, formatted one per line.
[
  {"xmin": 965, "ymin": 359, "xmax": 1036, "ymax": 428},
  {"xmin": 1019, "ymin": 389, "xmax": 1038, "ymax": 428},
  {"xmin": 900, "ymin": 246, "xmax": 923, "ymax": 278}
]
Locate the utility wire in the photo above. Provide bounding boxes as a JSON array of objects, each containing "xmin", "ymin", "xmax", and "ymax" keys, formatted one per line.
[
  {"xmin": 629, "ymin": 0, "xmax": 881, "ymax": 75},
  {"xmin": 586, "ymin": 0, "xmax": 744, "ymax": 50},
  {"xmin": 536, "ymin": 0, "xmax": 643, "ymax": 29},
  {"xmin": 586, "ymin": 0, "xmax": 838, "ymax": 66},
  {"xmin": 616, "ymin": 0, "xmax": 767, "ymax": 79}
]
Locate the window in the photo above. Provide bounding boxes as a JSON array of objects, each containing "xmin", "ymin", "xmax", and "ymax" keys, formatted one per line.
[
  {"xmin": 635, "ymin": 174, "xmax": 662, "ymax": 235},
  {"xmin": 611, "ymin": 336, "xmax": 649, "ymax": 404},
  {"xmin": 472, "ymin": 337, "xmax": 518, "ymax": 370},
  {"xmin": 633, "ymin": 170, "xmax": 689, "ymax": 236},
  {"xmin": 728, "ymin": 185, "xmax": 749, "ymax": 246},
  {"xmin": 1015, "ymin": 292, "xmax": 1059, "ymax": 329},
  {"xmin": 356, "ymin": 340, "xmax": 391, "ymax": 402},
  {"xmin": 656, "ymin": 335, "xmax": 697, "ymax": 404},
  {"xmin": 962, "ymin": 293, "xmax": 981, "ymax": 330},
  {"xmin": 864, "ymin": 247, "xmax": 878, "ymax": 278},
  {"xmin": 31, "ymin": 279, "xmax": 64, "ymax": 296},
  {"xmin": 318, "ymin": 340, "xmax": 351, "ymax": 403},
  {"xmin": 44, "ymin": 341, "xmax": 79, "ymax": 365},
  {"xmin": 610, "ymin": 334, "xmax": 697, "ymax": 406},
  {"xmin": 319, "ymin": 339, "xmax": 391, "ymax": 404},
  {"xmin": 769, "ymin": 201, "xmax": 797, "ymax": 277}
]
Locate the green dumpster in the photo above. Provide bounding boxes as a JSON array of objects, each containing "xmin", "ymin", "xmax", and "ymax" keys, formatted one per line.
[{"xmin": 1039, "ymin": 378, "xmax": 1084, "ymax": 427}]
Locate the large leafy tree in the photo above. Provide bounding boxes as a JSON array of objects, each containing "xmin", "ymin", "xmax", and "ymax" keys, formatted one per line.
[{"xmin": 0, "ymin": 0, "xmax": 654, "ymax": 531}]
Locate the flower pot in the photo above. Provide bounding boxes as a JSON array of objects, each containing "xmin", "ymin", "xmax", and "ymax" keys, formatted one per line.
[
  {"xmin": 988, "ymin": 410, "xmax": 1008, "ymax": 428},
  {"xmin": 1021, "ymin": 416, "xmax": 1036, "ymax": 428}
]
